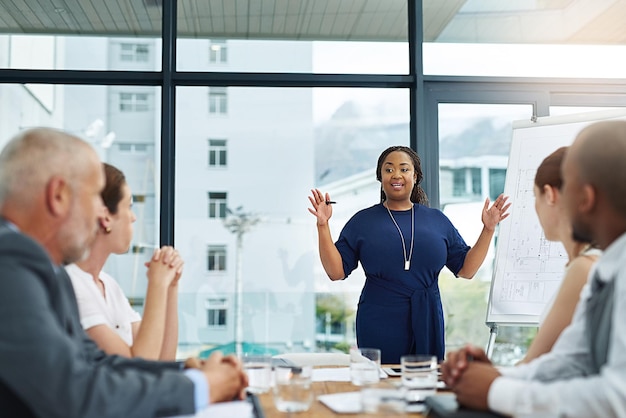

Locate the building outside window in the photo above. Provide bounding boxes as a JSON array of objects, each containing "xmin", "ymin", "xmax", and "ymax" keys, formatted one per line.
[
  {"xmin": 118, "ymin": 143, "xmax": 149, "ymax": 153},
  {"xmin": 208, "ymin": 139, "xmax": 227, "ymax": 167},
  {"xmin": 489, "ymin": 168, "xmax": 507, "ymax": 201},
  {"xmin": 209, "ymin": 40, "xmax": 227, "ymax": 63},
  {"xmin": 206, "ymin": 298, "xmax": 228, "ymax": 327},
  {"xmin": 452, "ymin": 167, "xmax": 481, "ymax": 199},
  {"xmin": 208, "ymin": 87, "xmax": 227, "ymax": 114},
  {"xmin": 120, "ymin": 43, "xmax": 149, "ymax": 62},
  {"xmin": 119, "ymin": 93, "xmax": 149, "ymax": 112},
  {"xmin": 207, "ymin": 245, "xmax": 227, "ymax": 271},
  {"xmin": 207, "ymin": 192, "xmax": 227, "ymax": 219}
]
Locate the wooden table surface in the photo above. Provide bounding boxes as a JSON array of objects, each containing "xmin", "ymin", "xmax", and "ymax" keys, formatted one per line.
[{"xmin": 256, "ymin": 376, "xmax": 434, "ymax": 418}]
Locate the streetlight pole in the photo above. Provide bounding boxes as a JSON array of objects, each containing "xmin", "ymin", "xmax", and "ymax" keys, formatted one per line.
[{"xmin": 223, "ymin": 207, "xmax": 260, "ymax": 357}]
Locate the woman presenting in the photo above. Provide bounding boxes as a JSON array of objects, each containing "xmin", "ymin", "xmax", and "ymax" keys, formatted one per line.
[{"xmin": 308, "ymin": 146, "xmax": 510, "ymax": 363}]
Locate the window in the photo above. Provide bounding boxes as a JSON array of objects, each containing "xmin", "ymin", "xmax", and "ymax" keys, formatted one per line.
[
  {"xmin": 119, "ymin": 93, "xmax": 149, "ymax": 112},
  {"xmin": 452, "ymin": 167, "xmax": 481, "ymax": 198},
  {"xmin": 206, "ymin": 298, "xmax": 228, "ymax": 328},
  {"xmin": 209, "ymin": 40, "xmax": 227, "ymax": 64},
  {"xmin": 117, "ymin": 143, "xmax": 149, "ymax": 153},
  {"xmin": 489, "ymin": 168, "xmax": 506, "ymax": 201},
  {"xmin": 208, "ymin": 139, "xmax": 227, "ymax": 167},
  {"xmin": 120, "ymin": 43, "xmax": 149, "ymax": 62},
  {"xmin": 207, "ymin": 245, "xmax": 227, "ymax": 271},
  {"xmin": 207, "ymin": 192, "xmax": 227, "ymax": 219},
  {"xmin": 208, "ymin": 87, "xmax": 227, "ymax": 114}
]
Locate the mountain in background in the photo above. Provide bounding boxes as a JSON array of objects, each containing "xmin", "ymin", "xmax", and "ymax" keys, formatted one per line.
[{"xmin": 314, "ymin": 101, "xmax": 512, "ymax": 186}]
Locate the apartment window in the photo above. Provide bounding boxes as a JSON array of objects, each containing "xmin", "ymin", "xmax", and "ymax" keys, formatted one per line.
[
  {"xmin": 209, "ymin": 40, "xmax": 227, "ymax": 63},
  {"xmin": 117, "ymin": 143, "xmax": 149, "ymax": 153},
  {"xmin": 119, "ymin": 93, "xmax": 149, "ymax": 112},
  {"xmin": 207, "ymin": 192, "xmax": 227, "ymax": 218},
  {"xmin": 452, "ymin": 167, "xmax": 481, "ymax": 198},
  {"xmin": 205, "ymin": 298, "xmax": 228, "ymax": 328},
  {"xmin": 489, "ymin": 168, "xmax": 507, "ymax": 201},
  {"xmin": 207, "ymin": 245, "xmax": 227, "ymax": 271},
  {"xmin": 208, "ymin": 87, "xmax": 227, "ymax": 114},
  {"xmin": 120, "ymin": 43, "xmax": 149, "ymax": 62},
  {"xmin": 208, "ymin": 139, "xmax": 227, "ymax": 167}
]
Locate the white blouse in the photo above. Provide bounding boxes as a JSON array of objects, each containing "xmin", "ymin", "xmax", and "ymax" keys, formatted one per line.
[{"xmin": 66, "ymin": 263, "xmax": 141, "ymax": 345}]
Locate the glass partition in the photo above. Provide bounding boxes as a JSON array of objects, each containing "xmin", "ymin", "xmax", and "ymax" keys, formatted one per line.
[
  {"xmin": 437, "ymin": 103, "xmax": 533, "ymax": 361},
  {"xmin": 175, "ymin": 85, "xmax": 409, "ymax": 356}
]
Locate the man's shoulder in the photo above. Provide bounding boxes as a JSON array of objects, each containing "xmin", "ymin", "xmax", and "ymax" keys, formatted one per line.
[{"xmin": 0, "ymin": 224, "xmax": 52, "ymax": 271}]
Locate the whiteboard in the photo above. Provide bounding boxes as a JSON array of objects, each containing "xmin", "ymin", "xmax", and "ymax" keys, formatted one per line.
[{"xmin": 486, "ymin": 109, "xmax": 626, "ymax": 325}]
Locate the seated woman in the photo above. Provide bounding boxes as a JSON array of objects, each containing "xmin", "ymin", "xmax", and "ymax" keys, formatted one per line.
[
  {"xmin": 519, "ymin": 146, "xmax": 601, "ymax": 363},
  {"xmin": 66, "ymin": 163, "xmax": 183, "ymax": 360}
]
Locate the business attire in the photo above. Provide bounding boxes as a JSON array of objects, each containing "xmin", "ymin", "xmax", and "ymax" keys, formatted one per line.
[
  {"xmin": 0, "ymin": 220, "xmax": 196, "ymax": 418},
  {"xmin": 335, "ymin": 203, "xmax": 470, "ymax": 364},
  {"xmin": 66, "ymin": 263, "xmax": 142, "ymax": 345},
  {"xmin": 488, "ymin": 232, "xmax": 626, "ymax": 417}
]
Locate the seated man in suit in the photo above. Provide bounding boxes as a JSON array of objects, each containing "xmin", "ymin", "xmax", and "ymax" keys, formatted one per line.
[
  {"xmin": 0, "ymin": 127, "xmax": 247, "ymax": 417},
  {"xmin": 441, "ymin": 120, "xmax": 626, "ymax": 417}
]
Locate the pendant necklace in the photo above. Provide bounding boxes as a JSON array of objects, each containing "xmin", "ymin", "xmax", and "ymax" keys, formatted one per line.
[{"xmin": 385, "ymin": 203, "xmax": 414, "ymax": 271}]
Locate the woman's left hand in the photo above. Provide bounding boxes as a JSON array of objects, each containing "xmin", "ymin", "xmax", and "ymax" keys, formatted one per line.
[{"xmin": 482, "ymin": 193, "xmax": 511, "ymax": 231}]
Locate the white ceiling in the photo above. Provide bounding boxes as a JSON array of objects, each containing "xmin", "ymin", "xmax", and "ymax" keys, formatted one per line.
[{"xmin": 0, "ymin": 0, "xmax": 625, "ymax": 44}]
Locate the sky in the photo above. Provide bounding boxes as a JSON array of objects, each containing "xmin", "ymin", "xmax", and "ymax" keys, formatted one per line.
[{"xmin": 312, "ymin": 42, "xmax": 626, "ymax": 123}]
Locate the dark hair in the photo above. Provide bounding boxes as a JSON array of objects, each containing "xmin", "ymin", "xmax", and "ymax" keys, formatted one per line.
[
  {"xmin": 534, "ymin": 146, "xmax": 567, "ymax": 192},
  {"xmin": 376, "ymin": 145, "xmax": 428, "ymax": 205},
  {"xmin": 101, "ymin": 163, "xmax": 126, "ymax": 215}
]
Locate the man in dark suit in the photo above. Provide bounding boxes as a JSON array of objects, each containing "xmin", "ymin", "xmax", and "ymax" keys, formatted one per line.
[{"xmin": 0, "ymin": 128, "xmax": 247, "ymax": 417}]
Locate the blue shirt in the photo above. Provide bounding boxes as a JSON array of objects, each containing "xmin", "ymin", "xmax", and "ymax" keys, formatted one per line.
[{"xmin": 336, "ymin": 203, "xmax": 469, "ymax": 363}]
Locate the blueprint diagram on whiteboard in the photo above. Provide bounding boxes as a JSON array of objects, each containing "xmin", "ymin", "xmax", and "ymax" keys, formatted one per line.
[{"xmin": 486, "ymin": 109, "xmax": 626, "ymax": 325}]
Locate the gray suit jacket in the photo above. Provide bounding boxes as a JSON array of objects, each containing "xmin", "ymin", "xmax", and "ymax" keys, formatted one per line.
[{"xmin": 0, "ymin": 220, "xmax": 196, "ymax": 418}]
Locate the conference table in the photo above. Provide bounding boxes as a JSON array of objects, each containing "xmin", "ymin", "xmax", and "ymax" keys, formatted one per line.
[{"xmin": 255, "ymin": 371, "xmax": 441, "ymax": 418}]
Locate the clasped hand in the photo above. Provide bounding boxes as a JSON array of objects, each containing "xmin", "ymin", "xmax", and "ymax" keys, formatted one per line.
[
  {"xmin": 184, "ymin": 352, "xmax": 248, "ymax": 403},
  {"xmin": 441, "ymin": 344, "xmax": 501, "ymax": 411},
  {"xmin": 144, "ymin": 246, "xmax": 184, "ymax": 287}
]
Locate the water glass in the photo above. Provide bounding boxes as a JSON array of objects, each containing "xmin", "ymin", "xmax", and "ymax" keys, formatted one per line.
[
  {"xmin": 243, "ymin": 354, "xmax": 272, "ymax": 394},
  {"xmin": 349, "ymin": 347, "xmax": 381, "ymax": 386},
  {"xmin": 401, "ymin": 354, "xmax": 438, "ymax": 401},
  {"xmin": 273, "ymin": 365, "xmax": 314, "ymax": 413}
]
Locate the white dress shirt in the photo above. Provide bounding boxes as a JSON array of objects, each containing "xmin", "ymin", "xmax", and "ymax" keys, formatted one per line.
[{"xmin": 488, "ymin": 232, "xmax": 626, "ymax": 418}]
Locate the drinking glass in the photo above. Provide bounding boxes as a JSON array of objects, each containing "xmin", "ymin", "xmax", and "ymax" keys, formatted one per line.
[
  {"xmin": 401, "ymin": 354, "xmax": 438, "ymax": 402},
  {"xmin": 273, "ymin": 365, "xmax": 314, "ymax": 413},
  {"xmin": 349, "ymin": 347, "xmax": 381, "ymax": 386},
  {"xmin": 243, "ymin": 354, "xmax": 272, "ymax": 394}
]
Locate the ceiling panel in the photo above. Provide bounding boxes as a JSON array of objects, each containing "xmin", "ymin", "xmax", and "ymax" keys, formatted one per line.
[{"xmin": 0, "ymin": 0, "xmax": 624, "ymax": 44}]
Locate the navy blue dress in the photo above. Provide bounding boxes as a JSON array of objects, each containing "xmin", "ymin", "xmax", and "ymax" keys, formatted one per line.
[{"xmin": 336, "ymin": 203, "xmax": 470, "ymax": 364}]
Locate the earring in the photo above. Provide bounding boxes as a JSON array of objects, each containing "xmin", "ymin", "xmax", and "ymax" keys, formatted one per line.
[{"xmin": 105, "ymin": 227, "xmax": 112, "ymax": 233}]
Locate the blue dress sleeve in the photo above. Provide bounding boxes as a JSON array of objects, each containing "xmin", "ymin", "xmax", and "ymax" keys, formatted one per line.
[
  {"xmin": 335, "ymin": 216, "xmax": 362, "ymax": 278},
  {"xmin": 441, "ymin": 212, "xmax": 470, "ymax": 276}
]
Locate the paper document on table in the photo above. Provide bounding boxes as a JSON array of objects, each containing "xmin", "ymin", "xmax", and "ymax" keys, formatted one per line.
[
  {"xmin": 318, "ymin": 391, "xmax": 362, "ymax": 413},
  {"xmin": 312, "ymin": 367, "xmax": 387, "ymax": 382},
  {"xmin": 174, "ymin": 400, "xmax": 254, "ymax": 418}
]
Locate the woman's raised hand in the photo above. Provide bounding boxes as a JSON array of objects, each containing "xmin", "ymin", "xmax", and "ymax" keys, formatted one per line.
[
  {"xmin": 481, "ymin": 193, "xmax": 511, "ymax": 231},
  {"xmin": 308, "ymin": 188, "xmax": 333, "ymax": 226}
]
